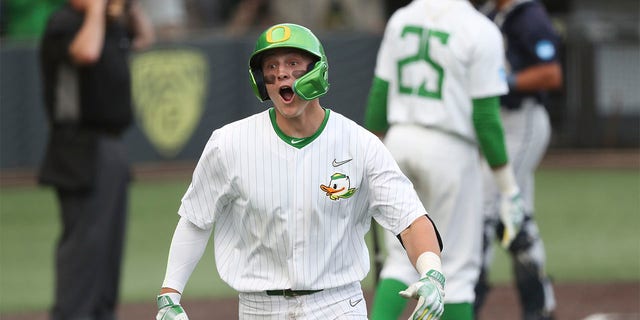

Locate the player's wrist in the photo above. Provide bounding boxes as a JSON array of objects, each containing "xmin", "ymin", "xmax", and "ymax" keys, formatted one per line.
[
  {"xmin": 493, "ymin": 163, "xmax": 519, "ymax": 196},
  {"xmin": 157, "ymin": 292, "xmax": 181, "ymax": 308},
  {"xmin": 415, "ymin": 251, "xmax": 442, "ymax": 277}
]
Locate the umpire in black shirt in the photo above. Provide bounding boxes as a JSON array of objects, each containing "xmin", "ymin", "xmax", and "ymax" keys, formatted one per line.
[{"xmin": 38, "ymin": 1, "xmax": 153, "ymax": 319}]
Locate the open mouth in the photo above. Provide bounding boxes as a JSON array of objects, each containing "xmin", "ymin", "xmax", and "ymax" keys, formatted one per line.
[{"xmin": 279, "ymin": 86, "xmax": 294, "ymax": 102}]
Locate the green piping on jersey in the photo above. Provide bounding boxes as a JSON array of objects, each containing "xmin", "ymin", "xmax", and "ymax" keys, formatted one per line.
[
  {"xmin": 269, "ymin": 107, "xmax": 330, "ymax": 148},
  {"xmin": 364, "ymin": 76, "xmax": 390, "ymax": 133},
  {"xmin": 472, "ymin": 96, "xmax": 508, "ymax": 167}
]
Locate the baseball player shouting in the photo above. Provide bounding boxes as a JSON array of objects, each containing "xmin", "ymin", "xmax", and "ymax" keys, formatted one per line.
[
  {"xmin": 155, "ymin": 23, "xmax": 445, "ymax": 320},
  {"xmin": 364, "ymin": 0, "xmax": 526, "ymax": 319}
]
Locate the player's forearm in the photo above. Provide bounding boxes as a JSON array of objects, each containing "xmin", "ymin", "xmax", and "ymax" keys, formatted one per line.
[
  {"xmin": 472, "ymin": 96, "xmax": 508, "ymax": 167},
  {"xmin": 160, "ymin": 217, "xmax": 212, "ymax": 293},
  {"xmin": 128, "ymin": 0, "xmax": 155, "ymax": 51},
  {"xmin": 69, "ymin": 0, "xmax": 107, "ymax": 65},
  {"xmin": 510, "ymin": 62, "xmax": 563, "ymax": 92},
  {"xmin": 471, "ymin": 98, "xmax": 520, "ymax": 194},
  {"xmin": 400, "ymin": 216, "xmax": 441, "ymax": 269},
  {"xmin": 364, "ymin": 76, "xmax": 390, "ymax": 133}
]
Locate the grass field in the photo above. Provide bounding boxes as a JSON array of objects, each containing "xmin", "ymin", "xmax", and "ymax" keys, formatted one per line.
[{"xmin": 0, "ymin": 168, "xmax": 639, "ymax": 314}]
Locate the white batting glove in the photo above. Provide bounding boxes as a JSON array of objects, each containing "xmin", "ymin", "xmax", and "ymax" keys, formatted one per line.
[
  {"xmin": 499, "ymin": 189, "xmax": 525, "ymax": 248},
  {"xmin": 400, "ymin": 269, "xmax": 445, "ymax": 320},
  {"xmin": 156, "ymin": 293, "xmax": 189, "ymax": 320},
  {"xmin": 492, "ymin": 164, "xmax": 525, "ymax": 249}
]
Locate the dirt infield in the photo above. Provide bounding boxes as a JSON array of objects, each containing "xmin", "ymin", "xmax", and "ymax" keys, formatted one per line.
[{"xmin": 2, "ymin": 282, "xmax": 638, "ymax": 320}]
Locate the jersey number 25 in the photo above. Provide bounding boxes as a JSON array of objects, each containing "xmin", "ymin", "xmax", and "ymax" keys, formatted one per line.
[{"xmin": 397, "ymin": 26, "xmax": 450, "ymax": 100}]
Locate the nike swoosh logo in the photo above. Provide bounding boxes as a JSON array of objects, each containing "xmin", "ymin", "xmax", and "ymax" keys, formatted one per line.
[
  {"xmin": 349, "ymin": 298, "xmax": 363, "ymax": 307},
  {"xmin": 332, "ymin": 158, "xmax": 352, "ymax": 167},
  {"xmin": 291, "ymin": 138, "xmax": 304, "ymax": 144}
]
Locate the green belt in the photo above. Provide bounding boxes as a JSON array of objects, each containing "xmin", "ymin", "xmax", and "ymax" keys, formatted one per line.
[{"xmin": 266, "ymin": 289, "xmax": 324, "ymax": 297}]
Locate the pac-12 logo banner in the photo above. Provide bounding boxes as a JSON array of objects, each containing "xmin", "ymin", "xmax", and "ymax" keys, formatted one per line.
[{"xmin": 131, "ymin": 49, "xmax": 208, "ymax": 158}]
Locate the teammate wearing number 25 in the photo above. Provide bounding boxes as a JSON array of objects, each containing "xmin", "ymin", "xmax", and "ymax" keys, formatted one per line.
[
  {"xmin": 155, "ymin": 23, "xmax": 445, "ymax": 319},
  {"xmin": 365, "ymin": 0, "xmax": 525, "ymax": 319}
]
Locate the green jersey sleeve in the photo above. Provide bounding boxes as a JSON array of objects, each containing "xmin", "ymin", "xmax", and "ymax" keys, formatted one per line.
[
  {"xmin": 472, "ymin": 96, "xmax": 509, "ymax": 167},
  {"xmin": 364, "ymin": 76, "xmax": 390, "ymax": 133}
]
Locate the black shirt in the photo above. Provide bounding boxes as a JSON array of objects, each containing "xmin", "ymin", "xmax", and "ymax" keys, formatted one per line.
[{"xmin": 40, "ymin": 4, "xmax": 133, "ymax": 134}]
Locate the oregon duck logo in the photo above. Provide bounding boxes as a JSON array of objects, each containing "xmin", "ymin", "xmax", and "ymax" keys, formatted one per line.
[
  {"xmin": 320, "ymin": 173, "xmax": 357, "ymax": 200},
  {"xmin": 131, "ymin": 49, "xmax": 208, "ymax": 158}
]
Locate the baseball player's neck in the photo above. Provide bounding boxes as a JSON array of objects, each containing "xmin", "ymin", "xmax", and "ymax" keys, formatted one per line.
[{"xmin": 274, "ymin": 101, "xmax": 325, "ymax": 138}]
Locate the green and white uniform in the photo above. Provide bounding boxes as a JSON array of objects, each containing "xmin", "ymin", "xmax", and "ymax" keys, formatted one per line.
[
  {"xmin": 163, "ymin": 108, "xmax": 432, "ymax": 318},
  {"xmin": 365, "ymin": 0, "xmax": 508, "ymax": 317}
]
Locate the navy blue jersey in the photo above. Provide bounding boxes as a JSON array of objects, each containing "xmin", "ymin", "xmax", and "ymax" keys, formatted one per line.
[{"xmin": 485, "ymin": 0, "xmax": 561, "ymax": 109}]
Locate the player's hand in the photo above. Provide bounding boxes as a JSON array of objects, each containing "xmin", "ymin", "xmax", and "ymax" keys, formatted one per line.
[
  {"xmin": 499, "ymin": 189, "xmax": 525, "ymax": 248},
  {"xmin": 156, "ymin": 293, "xmax": 189, "ymax": 320},
  {"xmin": 399, "ymin": 269, "xmax": 445, "ymax": 319}
]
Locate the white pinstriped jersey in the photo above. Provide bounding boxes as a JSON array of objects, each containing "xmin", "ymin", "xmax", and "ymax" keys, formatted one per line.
[
  {"xmin": 374, "ymin": 0, "xmax": 508, "ymax": 142},
  {"xmin": 178, "ymin": 108, "xmax": 427, "ymax": 292}
]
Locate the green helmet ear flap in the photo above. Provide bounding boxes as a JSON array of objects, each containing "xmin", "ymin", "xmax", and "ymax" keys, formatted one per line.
[{"xmin": 294, "ymin": 60, "xmax": 329, "ymax": 100}]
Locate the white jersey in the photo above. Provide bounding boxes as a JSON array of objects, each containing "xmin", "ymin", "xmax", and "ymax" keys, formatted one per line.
[
  {"xmin": 178, "ymin": 108, "xmax": 427, "ymax": 292},
  {"xmin": 374, "ymin": 0, "xmax": 508, "ymax": 142}
]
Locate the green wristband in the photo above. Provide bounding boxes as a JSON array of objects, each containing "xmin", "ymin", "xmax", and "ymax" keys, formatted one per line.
[{"xmin": 426, "ymin": 269, "xmax": 446, "ymax": 287}]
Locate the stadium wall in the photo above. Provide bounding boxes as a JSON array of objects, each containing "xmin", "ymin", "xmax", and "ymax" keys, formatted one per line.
[{"xmin": 1, "ymin": 28, "xmax": 638, "ymax": 170}]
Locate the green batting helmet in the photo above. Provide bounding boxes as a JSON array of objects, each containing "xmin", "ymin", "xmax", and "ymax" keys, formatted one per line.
[{"xmin": 249, "ymin": 23, "xmax": 329, "ymax": 101}]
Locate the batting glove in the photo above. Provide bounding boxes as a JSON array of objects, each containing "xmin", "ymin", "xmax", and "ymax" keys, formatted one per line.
[
  {"xmin": 156, "ymin": 293, "xmax": 189, "ymax": 320},
  {"xmin": 499, "ymin": 189, "xmax": 525, "ymax": 249},
  {"xmin": 400, "ymin": 269, "xmax": 445, "ymax": 320}
]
